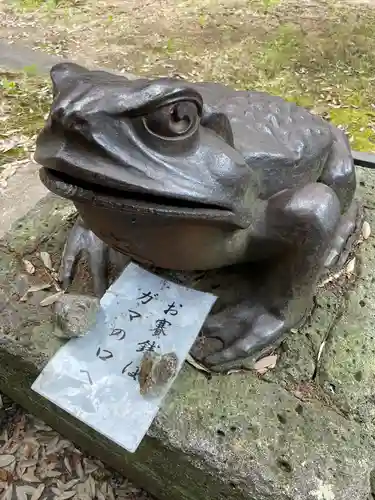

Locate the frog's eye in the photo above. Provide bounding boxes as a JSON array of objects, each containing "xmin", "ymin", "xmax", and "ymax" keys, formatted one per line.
[{"xmin": 143, "ymin": 101, "xmax": 199, "ymax": 138}]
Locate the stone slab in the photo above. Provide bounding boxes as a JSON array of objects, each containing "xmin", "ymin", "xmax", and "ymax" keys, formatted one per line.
[{"xmin": 0, "ymin": 168, "xmax": 374, "ymax": 500}]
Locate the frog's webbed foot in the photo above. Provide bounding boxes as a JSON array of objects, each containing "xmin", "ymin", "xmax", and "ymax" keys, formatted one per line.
[
  {"xmin": 192, "ymin": 302, "xmax": 287, "ymax": 373},
  {"xmin": 324, "ymin": 200, "xmax": 362, "ymax": 270},
  {"xmin": 60, "ymin": 217, "xmax": 109, "ymax": 297}
]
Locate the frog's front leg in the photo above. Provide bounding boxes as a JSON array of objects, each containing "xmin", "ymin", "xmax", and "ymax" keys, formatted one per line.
[
  {"xmin": 319, "ymin": 126, "xmax": 360, "ymax": 269},
  {"xmin": 201, "ymin": 183, "xmax": 342, "ymax": 372},
  {"xmin": 60, "ymin": 217, "xmax": 109, "ymax": 297}
]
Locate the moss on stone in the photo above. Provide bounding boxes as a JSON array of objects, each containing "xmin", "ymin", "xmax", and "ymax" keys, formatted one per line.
[{"xmin": 317, "ymin": 168, "xmax": 375, "ymax": 430}]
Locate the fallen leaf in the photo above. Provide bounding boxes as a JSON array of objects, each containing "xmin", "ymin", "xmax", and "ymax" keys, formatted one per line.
[
  {"xmin": 46, "ymin": 456, "xmax": 59, "ymax": 468},
  {"xmin": 18, "ymin": 460, "xmax": 37, "ymax": 469},
  {"xmin": 45, "ymin": 436, "xmax": 60, "ymax": 455},
  {"xmin": 346, "ymin": 257, "xmax": 356, "ymax": 275},
  {"xmin": 55, "ymin": 480, "xmax": 65, "ymax": 491},
  {"xmin": 55, "ymin": 440, "xmax": 71, "ymax": 452},
  {"xmin": 21, "ymin": 466, "xmax": 40, "ymax": 483},
  {"xmin": 51, "ymin": 488, "xmax": 63, "ymax": 496},
  {"xmin": 2, "ymin": 485, "xmax": 13, "ymax": 500},
  {"xmin": 28, "ymin": 284, "xmax": 52, "ymax": 293},
  {"xmin": 63, "ymin": 457, "xmax": 72, "ymax": 475},
  {"xmin": 39, "ymin": 251, "xmax": 53, "ymax": 270},
  {"xmin": 40, "ymin": 291, "xmax": 65, "ymax": 307},
  {"xmin": 0, "ymin": 430, "xmax": 9, "ymax": 448},
  {"xmin": 88, "ymin": 475, "xmax": 96, "ymax": 497},
  {"xmin": 316, "ymin": 340, "xmax": 326, "ymax": 363},
  {"xmin": 0, "ymin": 468, "xmax": 8, "ymax": 481},
  {"xmin": 186, "ymin": 354, "xmax": 211, "ymax": 374},
  {"xmin": 51, "ymin": 273, "xmax": 62, "ymax": 291},
  {"xmin": 71, "ymin": 495, "xmax": 90, "ymax": 500},
  {"xmin": 362, "ymin": 221, "xmax": 371, "ymax": 240},
  {"xmin": 83, "ymin": 458, "xmax": 98, "ymax": 475},
  {"xmin": 254, "ymin": 354, "xmax": 278, "ymax": 375},
  {"xmin": 107, "ymin": 483, "xmax": 115, "ymax": 500},
  {"xmin": 22, "ymin": 259, "xmax": 35, "ymax": 275},
  {"xmin": 61, "ymin": 479, "xmax": 80, "ymax": 491},
  {"xmin": 45, "ymin": 470, "xmax": 62, "ymax": 478},
  {"xmin": 16, "ymin": 485, "xmax": 39, "ymax": 500},
  {"xmin": 75, "ymin": 458, "xmax": 85, "ymax": 480},
  {"xmin": 226, "ymin": 368, "xmax": 248, "ymax": 375},
  {"xmin": 31, "ymin": 484, "xmax": 45, "ymax": 500},
  {"xmin": 0, "ymin": 480, "xmax": 8, "ymax": 491},
  {"xmin": 0, "ymin": 136, "xmax": 29, "ymax": 154},
  {"xmin": 0, "ymin": 455, "xmax": 15, "ymax": 468},
  {"xmin": 57, "ymin": 491, "xmax": 76, "ymax": 500},
  {"xmin": 19, "ymin": 283, "xmax": 52, "ymax": 301},
  {"xmin": 33, "ymin": 421, "xmax": 52, "ymax": 432},
  {"xmin": 76, "ymin": 478, "xmax": 93, "ymax": 497}
]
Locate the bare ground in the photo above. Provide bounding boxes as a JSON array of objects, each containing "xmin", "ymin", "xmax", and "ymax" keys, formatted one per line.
[
  {"xmin": 2, "ymin": 0, "xmax": 375, "ymax": 150},
  {"xmin": 0, "ymin": 0, "xmax": 373, "ymax": 82}
]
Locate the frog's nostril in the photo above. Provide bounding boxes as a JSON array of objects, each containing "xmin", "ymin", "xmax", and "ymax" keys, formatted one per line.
[
  {"xmin": 74, "ymin": 115, "xmax": 87, "ymax": 129},
  {"xmin": 62, "ymin": 112, "xmax": 87, "ymax": 131}
]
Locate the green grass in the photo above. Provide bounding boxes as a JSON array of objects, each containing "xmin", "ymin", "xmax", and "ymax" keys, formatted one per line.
[
  {"xmin": 118, "ymin": 4, "xmax": 375, "ymax": 153},
  {"xmin": 0, "ymin": 70, "xmax": 51, "ymax": 166},
  {"xmin": 245, "ymin": 10, "xmax": 375, "ymax": 151},
  {"xmin": 12, "ymin": 0, "xmax": 76, "ymax": 9}
]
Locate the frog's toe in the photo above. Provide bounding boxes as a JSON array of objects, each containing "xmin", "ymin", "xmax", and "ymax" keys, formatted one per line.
[
  {"xmin": 59, "ymin": 216, "xmax": 109, "ymax": 297},
  {"xmin": 324, "ymin": 199, "xmax": 362, "ymax": 270},
  {"xmin": 192, "ymin": 304, "xmax": 286, "ymax": 373}
]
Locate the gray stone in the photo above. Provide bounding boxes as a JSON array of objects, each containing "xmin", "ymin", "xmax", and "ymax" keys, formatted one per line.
[
  {"xmin": 0, "ymin": 170, "xmax": 375, "ymax": 499},
  {"xmin": 53, "ymin": 293, "xmax": 101, "ymax": 339}
]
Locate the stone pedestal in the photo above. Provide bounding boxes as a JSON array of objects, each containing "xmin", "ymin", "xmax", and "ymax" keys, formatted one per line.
[{"xmin": 0, "ymin": 168, "xmax": 375, "ymax": 500}]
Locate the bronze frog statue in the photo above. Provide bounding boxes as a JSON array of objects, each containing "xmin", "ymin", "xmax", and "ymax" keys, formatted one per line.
[{"xmin": 35, "ymin": 62, "xmax": 366, "ymax": 372}]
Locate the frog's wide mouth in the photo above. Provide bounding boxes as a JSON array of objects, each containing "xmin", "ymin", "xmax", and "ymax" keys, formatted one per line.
[{"xmin": 39, "ymin": 166, "xmax": 241, "ymax": 226}]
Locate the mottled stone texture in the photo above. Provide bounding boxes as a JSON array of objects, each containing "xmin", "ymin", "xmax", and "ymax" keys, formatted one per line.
[{"xmin": 0, "ymin": 168, "xmax": 375, "ymax": 499}]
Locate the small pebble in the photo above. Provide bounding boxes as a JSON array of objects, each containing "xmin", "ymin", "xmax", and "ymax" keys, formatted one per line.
[{"xmin": 53, "ymin": 294, "xmax": 101, "ymax": 339}]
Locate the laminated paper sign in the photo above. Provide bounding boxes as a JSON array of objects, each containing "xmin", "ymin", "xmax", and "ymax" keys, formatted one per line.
[{"xmin": 32, "ymin": 262, "xmax": 217, "ymax": 453}]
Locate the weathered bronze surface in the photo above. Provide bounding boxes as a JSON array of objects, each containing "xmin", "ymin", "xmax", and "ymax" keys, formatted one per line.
[{"xmin": 35, "ymin": 62, "xmax": 361, "ymax": 372}]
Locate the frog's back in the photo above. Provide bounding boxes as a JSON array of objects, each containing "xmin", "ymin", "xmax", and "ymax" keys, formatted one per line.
[{"xmin": 194, "ymin": 82, "xmax": 334, "ymax": 199}]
